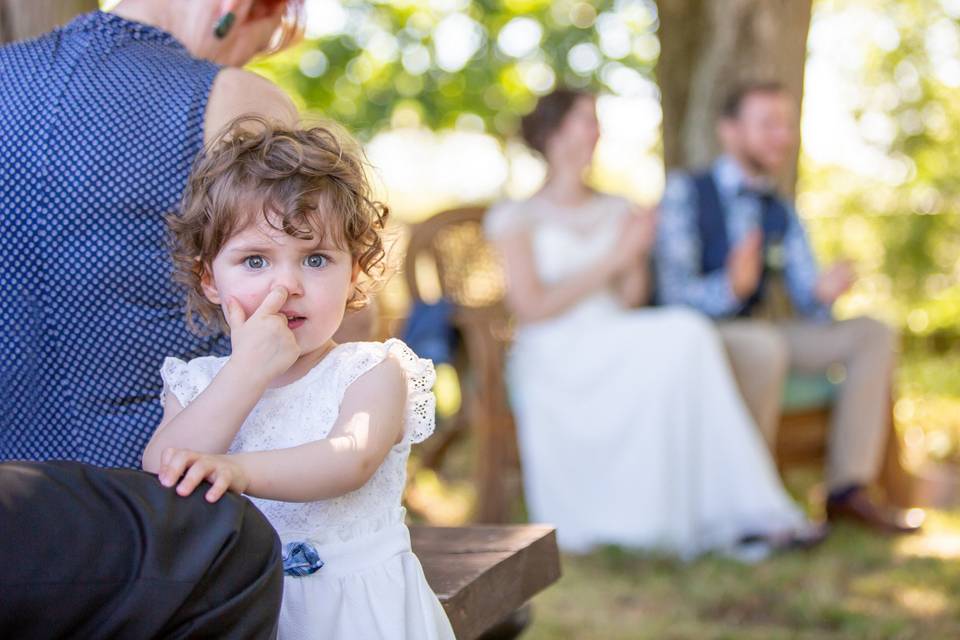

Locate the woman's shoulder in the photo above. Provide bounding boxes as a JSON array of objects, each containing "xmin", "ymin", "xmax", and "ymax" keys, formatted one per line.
[
  {"xmin": 484, "ymin": 199, "xmax": 532, "ymax": 240},
  {"xmin": 205, "ymin": 68, "xmax": 298, "ymax": 143},
  {"xmin": 487, "ymin": 195, "xmax": 579, "ymax": 239}
]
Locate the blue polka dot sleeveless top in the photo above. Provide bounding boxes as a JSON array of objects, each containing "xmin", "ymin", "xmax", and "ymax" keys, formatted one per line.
[{"xmin": 0, "ymin": 11, "xmax": 230, "ymax": 467}]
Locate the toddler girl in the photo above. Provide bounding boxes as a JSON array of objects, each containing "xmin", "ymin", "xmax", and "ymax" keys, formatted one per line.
[{"xmin": 142, "ymin": 116, "xmax": 456, "ymax": 640}]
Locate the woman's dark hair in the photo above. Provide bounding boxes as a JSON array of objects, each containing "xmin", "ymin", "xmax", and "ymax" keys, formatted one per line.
[{"xmin": 520, "ymin": 88, "xmax": 592, "ymax": 155}]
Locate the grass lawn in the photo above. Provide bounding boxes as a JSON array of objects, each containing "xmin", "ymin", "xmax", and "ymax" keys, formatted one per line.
[
  {"xmin": 410, "ymin": 349, "xmax": 960, "ymax": 639},
  {"xmin": 408, "ymin": 463, "xmax": 960, "ymax": 639},
  {"xmin": 522, "ymin": 510, "xmax": 960, "ymax": 640}
]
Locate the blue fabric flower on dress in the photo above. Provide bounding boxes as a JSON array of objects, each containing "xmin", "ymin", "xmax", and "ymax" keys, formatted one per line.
[{"xmin": 282, "ymin": 541, "xmax": 324, "ymax": 577}]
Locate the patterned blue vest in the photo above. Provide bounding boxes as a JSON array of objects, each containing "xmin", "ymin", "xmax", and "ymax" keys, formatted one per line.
[
  {"xmin": 692, "ymin": 172, "xmax": 790, "ymax": 317},
  {"xmin": 0, "ymin": 12, "xmax": 229, "ymax": 467}
]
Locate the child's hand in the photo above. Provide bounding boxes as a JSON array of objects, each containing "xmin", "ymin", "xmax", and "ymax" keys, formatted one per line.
[
  {"xmin": 225, "ymin": 286, "xmax": 301, "ymax": 383},
  {"xmin": 158, "ymin": 447, "xmax": 250, "ymax": 503}
]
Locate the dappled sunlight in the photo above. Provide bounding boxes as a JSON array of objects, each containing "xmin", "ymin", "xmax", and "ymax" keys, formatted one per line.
[
  {"xmin": 522, "ymin": 511, "xmax": 960, "ymax": 639},
  {"xmin": 896, "ymin": 355, "xmax": 960, "ymax": 467},
  {"xmin": 405, "ymin": 467, "xmax": 475, "ymax": 525},
  {"xmin": 895, "ymin": 586, "xmax": 949, "ymax": 617},
  {"xmin": 433, "ymin": 364, "xmax": 462, "ymax": 418},
  {"xmin": 896, "ymin": 520, "xmax": 960, "ymax": 560}
]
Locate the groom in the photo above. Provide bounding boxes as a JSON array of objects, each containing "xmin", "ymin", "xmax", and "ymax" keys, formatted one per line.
[{"xmin": 655, "ymin": 81, "xmax": 919, "ymax": 534}]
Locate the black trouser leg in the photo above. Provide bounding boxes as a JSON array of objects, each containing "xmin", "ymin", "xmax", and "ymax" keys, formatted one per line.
[{"xmin": 0, "ymin": 460, "xmax": 282, "ymax": 640}]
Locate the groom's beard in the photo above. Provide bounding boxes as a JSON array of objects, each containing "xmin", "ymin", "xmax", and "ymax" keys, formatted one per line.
[{"xmin": 739, "ymin": 146, "xmax": 777, "ymax": 180}]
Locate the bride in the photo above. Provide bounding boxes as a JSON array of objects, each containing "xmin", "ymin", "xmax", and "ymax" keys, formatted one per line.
[{"xmin": 485, "ymin": 88, "xmax": 822, "ymax": 559}]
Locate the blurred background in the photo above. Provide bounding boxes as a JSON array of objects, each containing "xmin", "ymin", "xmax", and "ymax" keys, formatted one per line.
[
  {"xmin": 6, "ymin": 0, "xmax": 960, "ymax": 636},
  {"xmin": 244, "ymin": 0, "xmax": 960, "ymax": 510}
]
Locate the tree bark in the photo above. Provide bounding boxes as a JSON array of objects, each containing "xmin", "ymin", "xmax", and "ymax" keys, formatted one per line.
[
  {"xmin": 656, "ymin": 0, "xmax": 813, "ymax": 194},
  {"xmin": 0, "ymin": 0, "xmax": 97, "ymax": 44}
]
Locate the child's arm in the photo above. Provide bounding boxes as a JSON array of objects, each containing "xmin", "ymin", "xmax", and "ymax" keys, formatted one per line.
[
  {"xmin": 158, "ymin": 356, "xmax": 407, "ymax": 503},
  {"xmin": 142, "ymin": 362, "xmax": 269, "ymax": 473},
  {"xmin": 143, "ymin": 287, "xmax": 299, "ymax": 473}
]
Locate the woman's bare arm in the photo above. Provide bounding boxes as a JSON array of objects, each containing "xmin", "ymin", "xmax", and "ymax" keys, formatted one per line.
[{"xmin": 493, "ymin": 229, "xmax": 624, "ymax": 323}]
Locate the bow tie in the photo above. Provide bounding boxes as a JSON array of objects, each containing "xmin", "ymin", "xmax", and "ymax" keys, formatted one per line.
[{"xmin": 738, "ymin": 185, "xmax": 778, "ymax": 200}]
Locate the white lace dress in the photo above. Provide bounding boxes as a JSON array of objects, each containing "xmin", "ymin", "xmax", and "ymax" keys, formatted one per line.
[
  {"xmin": 486, "ymin": 194, "xmax": 807, "ymax": 559},
  {"xmin": 160, "ymin": 339, "xmax": 455, "ymax": 640}
]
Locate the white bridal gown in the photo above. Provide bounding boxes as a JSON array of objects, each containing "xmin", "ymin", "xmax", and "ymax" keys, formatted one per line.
[{"xmin": 486, "ymin": 193, "xmax": 806, "ymax": 559}]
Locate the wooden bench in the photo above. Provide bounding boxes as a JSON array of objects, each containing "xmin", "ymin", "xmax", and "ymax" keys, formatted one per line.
[
  {"xmin": 405, "ymin": 206, "xmax": 915, "ymax": 522},
  {"xmin": 412, "ymin": 525, "xmax": 561, "ymax": 640}
]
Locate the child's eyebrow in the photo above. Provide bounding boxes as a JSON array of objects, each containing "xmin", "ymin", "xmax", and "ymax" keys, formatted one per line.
[
  {"xmin": 307, "ymin": 238, "xmax": 345, "ymax": 252},
  {"xmin": 227, "ymin": 244, "xmax": 275, "ymax": 254},
  {"xmin": 227, "ymin": 239, "xmax": 345, "ymax": 254}
]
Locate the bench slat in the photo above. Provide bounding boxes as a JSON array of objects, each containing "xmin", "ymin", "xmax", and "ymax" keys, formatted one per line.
[{"xmin": 412, "ymin": 525, "xmax": 560, "ymax": 640}]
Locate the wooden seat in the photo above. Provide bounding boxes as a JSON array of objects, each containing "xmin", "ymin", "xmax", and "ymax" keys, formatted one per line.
[
  {"xmin": 404, "ymin": 206, "xmax": 520, "ymax": 522},
  {"xmin": 405, "ymin": 206, "xmax": 914, "ymax": 522},
  {"xmin": 413, "ymin": 525, "xmax": 561, "ymax": 640}
]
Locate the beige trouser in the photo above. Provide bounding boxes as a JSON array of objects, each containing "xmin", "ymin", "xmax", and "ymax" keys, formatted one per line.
[{"xmin": 718, "ymin": 317, "xmax": 897, "ymax": 490}]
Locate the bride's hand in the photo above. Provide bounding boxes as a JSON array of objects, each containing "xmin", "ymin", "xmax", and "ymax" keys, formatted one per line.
[{"xmin": 612, "ymin": 207, "xmax": 658, "ymax": 271}]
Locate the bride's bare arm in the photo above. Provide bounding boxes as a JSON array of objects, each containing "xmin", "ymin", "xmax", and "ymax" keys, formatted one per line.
[
  {"xmin": 493, "ymin": 230, "xmax": 623, "ymax": 323},
  {"xmin": 613, "ymin": 257, "xmax": 652, "ymax": 309},
  {"xmin": 613, "ymin": 207, "xmax": 657, "ymax": 308}
]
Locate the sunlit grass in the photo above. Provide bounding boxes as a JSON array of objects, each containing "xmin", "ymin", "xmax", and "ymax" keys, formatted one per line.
[
  {"xmin": 523, "ymin": 514, "xmax": 960, "ymax": 639},
  {"xmin": 408, "ymin": 347, "xmax": 960, "ymax": 638}
]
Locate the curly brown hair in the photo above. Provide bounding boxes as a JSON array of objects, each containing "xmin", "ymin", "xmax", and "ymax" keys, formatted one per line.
[{"xmin": 169, "ymin": 115, "xmax": 388, "ymax": 334}]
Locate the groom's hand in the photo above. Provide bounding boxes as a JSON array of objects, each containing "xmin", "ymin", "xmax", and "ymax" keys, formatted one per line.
[{"xmin": 728, "ymin": 231, "xmax": 763, "ymax": 300}]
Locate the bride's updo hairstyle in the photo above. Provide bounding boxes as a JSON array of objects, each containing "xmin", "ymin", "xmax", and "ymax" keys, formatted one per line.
[{"xmin": 520, "ymin": 88, "xmax": 592, "ymax": 155}]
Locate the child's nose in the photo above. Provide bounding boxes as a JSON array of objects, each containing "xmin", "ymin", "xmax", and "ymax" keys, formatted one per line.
[{"xmin": 272, "ymin": 266, "xmax": 304, "ymax": 297}]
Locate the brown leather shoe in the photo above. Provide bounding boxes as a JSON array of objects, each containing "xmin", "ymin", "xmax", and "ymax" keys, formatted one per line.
[{"xmin": 826, "ymin": 488, "xmax": 924, "ymax": 534}]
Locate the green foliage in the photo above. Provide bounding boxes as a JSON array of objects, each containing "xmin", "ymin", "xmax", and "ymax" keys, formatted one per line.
[
  {"xmin": 794, "ymin": 0, "xmax": 960, "ymax": 463},
  {"xmin": 804, "ymin": 0, "xmax": 960, "ymax": 339},
  {"xmin": 250, "ymin": 0, "xmax": 659, "ymax": 139}
]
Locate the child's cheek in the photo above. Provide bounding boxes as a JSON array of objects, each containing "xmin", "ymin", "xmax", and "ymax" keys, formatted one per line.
[
  {"xmin": 238, "ymin": 292, "xmax": 266, "ymax": 317},
  {"xmin": 220, "ymin": 276, "xmax": 268, "ymax": 318}
]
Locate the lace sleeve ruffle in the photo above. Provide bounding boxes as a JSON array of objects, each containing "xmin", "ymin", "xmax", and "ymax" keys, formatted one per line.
[
  {"xmin": 338, "ymin": 339, "xmax": 437, "ymax": 446},
  {"xmin": 159, "ymin": 357, "xmax": 204, "ymax": 408},
  {"xmin": 386, "ymin": 338, "xmax": 437, "ymax": 445}
]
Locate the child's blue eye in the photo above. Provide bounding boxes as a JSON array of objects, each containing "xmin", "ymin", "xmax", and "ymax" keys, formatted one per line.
[
  {"xmin": 305, "ymin": 254, "xmax": 328, "ymax": 268},
  {"xmin": 244, "ymin": 255, "xmax": 267, "ymax": 269}
]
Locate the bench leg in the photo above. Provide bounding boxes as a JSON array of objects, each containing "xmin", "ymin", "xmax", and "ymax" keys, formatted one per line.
[
  {"xmin": 879, "ymin": 412, "xmax": 914, "ymax": 507},
  {"xmin": 477, "ymin": 604, "xmax": 532, "ymax": 640}
]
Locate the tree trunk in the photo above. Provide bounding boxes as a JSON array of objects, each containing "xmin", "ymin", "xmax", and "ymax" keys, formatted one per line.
[
  {"xmin": 0, "ymin": 0, "xmax": 97, "ymax": 44},
  {"xmin": 656, "ymin": 0, "xmax": 813, "ymax": 194}
]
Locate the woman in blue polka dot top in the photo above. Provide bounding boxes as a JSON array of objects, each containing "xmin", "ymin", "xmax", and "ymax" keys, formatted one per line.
[{"xmin": 0, "ymin": 0, "xmax": 304, "ymax": 468}]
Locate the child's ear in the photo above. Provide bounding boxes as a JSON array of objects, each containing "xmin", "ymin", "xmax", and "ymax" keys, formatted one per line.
[
  {"xmin": 345, "ymin": 262, "xmax": 362, "ymax": 306},
  {"xmin": 199, "ymin": 262, "xmax": 222, "ymax": 304},
  {"xmin": 349, "ymin": 262, "xmax": 362, "ymax": 295}
]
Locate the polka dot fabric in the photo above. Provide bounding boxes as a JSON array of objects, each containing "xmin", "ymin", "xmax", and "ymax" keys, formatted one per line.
[{"xmin": 0, "ymin": 11, "xmax": 229, "ymax": 468}]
